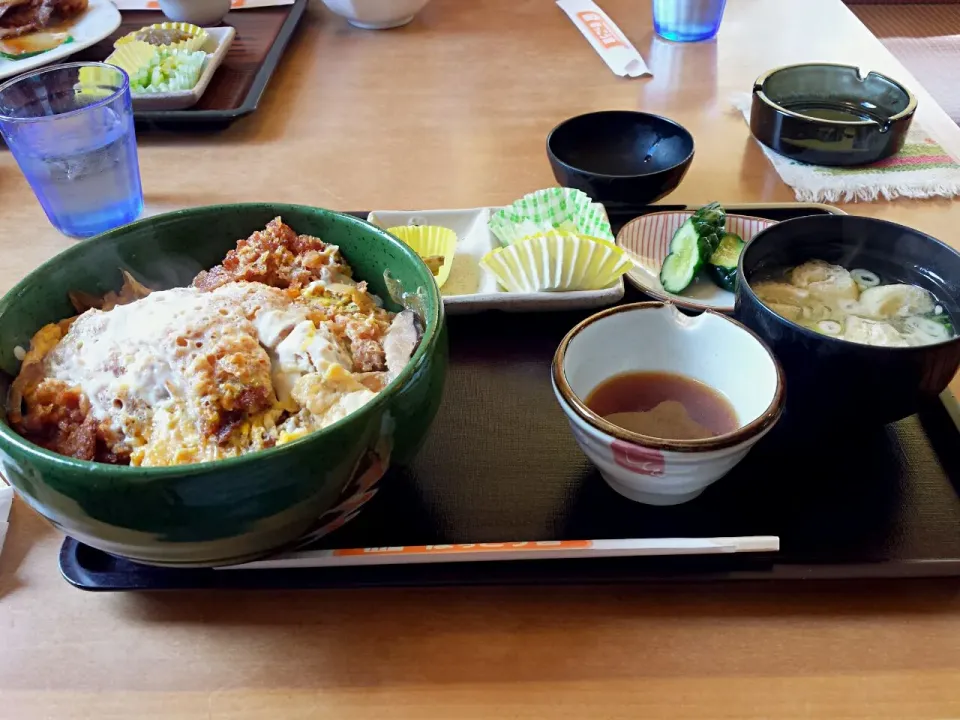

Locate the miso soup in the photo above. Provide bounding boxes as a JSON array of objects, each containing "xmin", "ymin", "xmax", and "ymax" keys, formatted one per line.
[{"xmin": 752, "ymin": 259, "xmax": 954, "ymax": 348}]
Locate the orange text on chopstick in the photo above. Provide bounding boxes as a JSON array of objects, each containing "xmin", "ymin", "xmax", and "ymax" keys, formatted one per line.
[
  {"xmin": 334, "ymin": 541, "xmax": 592, "ymax": 556},
  {"xmin": 576, "ymin": 11, "xmax": 625, "ymax": 49}
]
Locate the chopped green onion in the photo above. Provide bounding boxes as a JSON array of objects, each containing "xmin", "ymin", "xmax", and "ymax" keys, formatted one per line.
[
  {"xmin": 905, "ymin": 315, "xmax": 951, "ymax": 341},
  {"xmin": 851, "ymin": 268, "xmax": 880, "ymax": 290}
]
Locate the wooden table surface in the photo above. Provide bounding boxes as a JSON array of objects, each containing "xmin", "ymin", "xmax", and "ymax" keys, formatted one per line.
[{"xmin": 3, "ymin": 0, "xmax": 960, "ymax": 717}]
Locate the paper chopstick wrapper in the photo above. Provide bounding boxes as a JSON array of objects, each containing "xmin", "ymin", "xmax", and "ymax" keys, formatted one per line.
[
  {"xmin": 556, "ymin": 0, "xmax": 650, "ymax": 78},
  {"xmin": 223, "ymin": 536, "xmax": 779, "ymax": 570}
]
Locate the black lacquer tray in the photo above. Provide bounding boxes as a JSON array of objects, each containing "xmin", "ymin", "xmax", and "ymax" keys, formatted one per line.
[
  {"xmin": 59, "ymin": 203, "xmax": 960, "ymax": 590},
  {"xmin": 74, "ymin": 0, "xmax": 308, "ymax": 131}
]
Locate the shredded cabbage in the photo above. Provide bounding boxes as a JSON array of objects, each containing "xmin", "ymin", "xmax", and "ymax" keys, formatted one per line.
[{"xmin": 130, "ymin": 49, "xmax": 205, "ymax": 93}]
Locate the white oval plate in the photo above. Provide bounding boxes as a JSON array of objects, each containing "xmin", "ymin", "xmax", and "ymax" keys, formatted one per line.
[
  {"xmin": 616, "ymin": 210, "xmax": 776, "ymax": 313},
  {"xmin": 0, "ymin": 0, "xmax": 122, "ymax": 81}
]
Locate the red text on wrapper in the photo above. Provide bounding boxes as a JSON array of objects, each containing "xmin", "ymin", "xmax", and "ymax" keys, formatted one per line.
[{"xmin": 576, "ymin": 11, "xmax": 625, "ymax": 49}]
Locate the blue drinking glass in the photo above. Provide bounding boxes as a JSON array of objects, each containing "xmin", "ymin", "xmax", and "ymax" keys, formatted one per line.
[
  {"xmin": 0, "ymin": 62, "xmax": 144, "ymax": 239},
  {"xmin": 653, "ymin": 0, "xmax": 728, "ymax": 42}
]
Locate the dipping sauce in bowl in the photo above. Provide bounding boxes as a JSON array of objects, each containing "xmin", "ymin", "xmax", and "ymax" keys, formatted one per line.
[
  {"xmin": 552, "ymin": 302, "xmax": 784, "ymax": 505},
  {"xmin": 586, "ymin": 371, "xmax": 738, "ymax": 440}
]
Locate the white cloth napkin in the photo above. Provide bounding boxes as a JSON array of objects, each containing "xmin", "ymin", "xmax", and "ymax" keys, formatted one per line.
[
  {"xmin": 732, "ymin": 93, "xmax": 960, "ymax": 203},
  {"xmin": 0, "ymin": 483, "xmax": 11, "ymax": 561}
]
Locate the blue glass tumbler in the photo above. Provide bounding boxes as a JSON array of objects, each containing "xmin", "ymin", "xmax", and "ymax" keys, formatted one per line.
[
  {"xmin": 0, "ymin": 62, "xmax": 144, "ymax": 238},
  {"xmin": 653, "ymin": 0, "xmax": 728, "ymax": 42}
]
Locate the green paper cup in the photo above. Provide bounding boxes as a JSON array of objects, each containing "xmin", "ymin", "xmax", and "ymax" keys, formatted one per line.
[{"xmin": 489, "ymin": 187, "xmax": 614, "ymax": 246}]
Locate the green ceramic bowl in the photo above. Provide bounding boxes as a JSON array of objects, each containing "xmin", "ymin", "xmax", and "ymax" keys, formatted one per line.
[{"xmin": 0, "ymin": 204, "xmax": 448, "ymax": 567}]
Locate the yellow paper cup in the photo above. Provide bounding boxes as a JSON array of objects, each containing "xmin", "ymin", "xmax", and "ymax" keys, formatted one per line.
[
  {"xmin": 480, "ymin": 231, "xmax": 631, "ymax": 293},
  {"xmin": 386, "ymin": 226, "xmax": 458, "ymax": 289},
  {"xmin": 104, "ymin": 40, "xmax": 158, "ymax": 76},
  {"xmin": 75, "ymin": 63, "xmax": 129, "ymax": 102},
  {"xmin": 115, "ymin": 22, "xmax": 208, "ymax": 52}
]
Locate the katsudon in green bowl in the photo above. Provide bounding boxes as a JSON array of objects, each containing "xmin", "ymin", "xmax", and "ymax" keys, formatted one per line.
[{"xmin": 0, "ymin": 204, "xmax": 448, "ymax": 566}]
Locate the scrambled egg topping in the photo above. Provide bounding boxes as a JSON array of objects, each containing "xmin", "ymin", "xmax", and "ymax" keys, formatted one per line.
[{"xmin": 8, "ymin": 218, "xmax": 419, "ymax": 467}]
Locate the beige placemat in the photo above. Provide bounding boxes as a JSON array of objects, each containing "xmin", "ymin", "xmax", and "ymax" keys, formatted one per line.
[{"xmin": 733, "ymin": 93, "xmax": 960, "ymax": 203}]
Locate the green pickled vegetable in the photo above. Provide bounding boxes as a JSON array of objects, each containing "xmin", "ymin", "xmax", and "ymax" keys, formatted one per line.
[
  {"xmin": 659, "ymin": 202, "xmax": 728, "ymax": 294},
  {"xmin": 690, "ymin": 202, "xmax": 727, "ymax": 260},
  {"xmin": 130, "ymin": 49, "xmax": 206, "ymax": 94},
  {"xmin": 659, "ymin": 219, "xmax": 703, "ymax": 294},
  {"xmin": 706, "ymin": 232, "xmax": 745, "ymax": 292}
]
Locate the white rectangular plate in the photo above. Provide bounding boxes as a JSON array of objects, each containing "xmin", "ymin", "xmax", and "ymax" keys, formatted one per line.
[
  {"xmin": 0, "ymin": 0, "xmax": 121, "ymax": 81},
  {"xmin": 130, "ymin": 26, "xmax": 236, "ymax": 111},
  {"xmin": 368, "ymin": 207, "xmax": 625, "ymax": 315}
]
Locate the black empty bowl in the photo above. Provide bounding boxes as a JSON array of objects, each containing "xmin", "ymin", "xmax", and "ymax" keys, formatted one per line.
[
  {"xmin": 546, "ymin": 111, "xmax": 695, "ymax": 208},
  {"xmin": 750, "ymin": 63, "xmax": 917, "ymax": 166},
  {"xmin": 734, "ymin": 215, "xmax": 960, "ymax": 430}
]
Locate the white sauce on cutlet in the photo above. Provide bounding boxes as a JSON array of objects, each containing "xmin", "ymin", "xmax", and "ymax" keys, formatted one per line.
[
  {"xmin": 43, "ymin": 283, "xmax": 357, "ymax": 457},
  {"xmin": 44, "ymin": 287, "xmax": 215, "ymax": 421}
]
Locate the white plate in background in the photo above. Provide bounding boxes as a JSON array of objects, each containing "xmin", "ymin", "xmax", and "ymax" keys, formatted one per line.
[
  {"xmin": 368, "ymin": 207, "xmax": 625, "ymax": 315},
  {"xmin": 0, "ymin": 0, "xmax": 121, "ymax": 81}
]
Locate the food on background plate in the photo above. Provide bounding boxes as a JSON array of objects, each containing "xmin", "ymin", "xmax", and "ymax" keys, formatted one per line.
[
  {"xmin": 483, "ymin": 187, "xmax": 629, "ymax": 292},
  {"xmin": 586, "ymin": 370, "xmax": 739, "ymax": 441},
  {"xmin": 480, "ymin": 230, "xmax": 630, "ymax": 293},
  {"xmin": 0, "ymin": 0, "xmax": 87, "ymax": 58},
  {"xmin": 127, "ymin": 46, "xmax": 204, "ymax": 93},
  {"xmin": 8, "ymin": 218, "xmax": 422, "ymax": 467},
  {"xmin": 105, "ymin": 42, "xmax": 205, "ymax": 93},
  {"xmin": 385, "ymin": 225, "xmax": 457, "ymax": 289},
  {"xmin": 79, "ymin": 45, "xmax": 206, "ymax": 94},
  {"xmin": 0, "ymin": 28, "xmax": 70, "ymax": 58},
  {"xmin": 752, "ymin": 259, "xmax": 954, "ymax": 347},
  {"xmin": 115, "ymin": 21, "xmax": 206, "ymax": 52},
  {"xmin": 104, "ymin": 22, "xmax": 208, "ymax": 93},
  {"xmin": 131, "ymin": 25, "xmax": 193, "ymax": 46},
  {"xmin": 0, "ymin": 0, "xmax": 86, "ymax": 37},
  {"xmin": 659, "ymin": 202, "xmax": 746, "ymax": 295}
]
